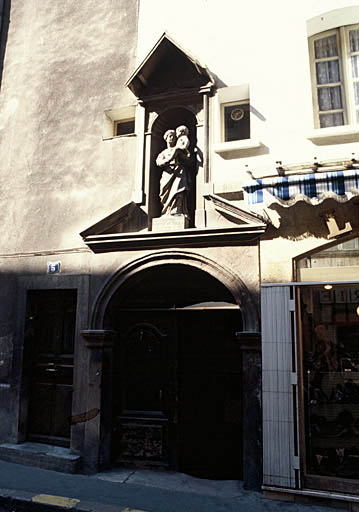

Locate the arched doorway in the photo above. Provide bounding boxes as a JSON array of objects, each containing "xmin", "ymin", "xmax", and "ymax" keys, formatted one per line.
[{"xmin": 103, "ymin": 262, "xmax": 244, "ymax": 479}]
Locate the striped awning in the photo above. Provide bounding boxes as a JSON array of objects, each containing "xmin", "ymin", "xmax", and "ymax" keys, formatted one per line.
[{"xmin": 243, "ymin": 169, "xmax": 359, "ymax": 206}]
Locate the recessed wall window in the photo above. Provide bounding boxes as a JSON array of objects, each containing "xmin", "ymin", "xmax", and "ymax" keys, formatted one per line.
[
  {"xmin": 222, "ymin": 101, "xmax": 250, "ymax": 142},
  {"xmin": 309, "ymin": 24, "xmax": 359, "ymax": 128},
  {"xmin": 102, "ymin": 105, "xmax": 136, "ymax": 140},
  {"xmin": 114, "ymin": 118, "xmax": 135, "ymax": 137}
]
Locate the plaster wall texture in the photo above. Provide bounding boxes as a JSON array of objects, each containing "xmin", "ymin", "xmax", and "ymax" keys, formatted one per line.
[
  {"xmin": 137, "ymin": 0, "xmax": 359, "ymax": 187},
  {"xmin": 0, "ymin": 0, "xmax": 139, "ymax": 254},
  {"xmin": 134, "ymin": 0, "xmax": 359, "ymax": 284}
]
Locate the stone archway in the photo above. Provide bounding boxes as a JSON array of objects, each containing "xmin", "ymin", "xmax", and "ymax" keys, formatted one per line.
[
  {"xmin": 84, "ymin": 251, "xmax": 260, "ymax": 479},
  {"xmin": 91, "ymin": 250, "xmax": 259, "ymax": 332}
]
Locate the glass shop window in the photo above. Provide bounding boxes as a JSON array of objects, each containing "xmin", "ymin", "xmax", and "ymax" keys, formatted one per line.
[{"xmin": 300, "ymin": 285, "xmax": 359, "ymax": 483}]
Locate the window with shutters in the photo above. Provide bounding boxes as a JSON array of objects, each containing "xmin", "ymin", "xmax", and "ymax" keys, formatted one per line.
[{"xmin": 309, "ymin": 25, "xmax": 359, "ymax": 128}]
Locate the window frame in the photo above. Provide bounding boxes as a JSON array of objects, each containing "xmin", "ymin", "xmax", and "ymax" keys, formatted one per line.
[
  {"xmin": 309, "ymin": 23, "xmax": 359, "ymax": 129},
  {"xmin": 221, "ymin": 99, "xmax": 250, "ymax": 143},
  {"xmin": 102, "ymin": 105, "xmax": 136, "ymax": 140},
  {"xmin": 114, "ymin": 117, "xmax": 135, "ymax": 137},
  {"xmin": 212, "ymin": 84, "xmax": 261, "ymax": 155}
]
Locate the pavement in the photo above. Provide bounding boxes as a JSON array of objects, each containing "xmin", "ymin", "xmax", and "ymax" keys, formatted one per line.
[{"xmin": 0, "ymin": 460, "xmax": 342, "ymax": 512}]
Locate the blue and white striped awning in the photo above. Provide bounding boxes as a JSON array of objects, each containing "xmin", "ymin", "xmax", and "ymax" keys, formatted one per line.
[{"xmin": 243, "ymin": 169, "xmax": 359, "ymax": 206}]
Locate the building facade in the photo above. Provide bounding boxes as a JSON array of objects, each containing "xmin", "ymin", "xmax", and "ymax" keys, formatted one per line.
[{"xmin": 0, "ymin": 0, "xmax": 359, "ymax": 504}]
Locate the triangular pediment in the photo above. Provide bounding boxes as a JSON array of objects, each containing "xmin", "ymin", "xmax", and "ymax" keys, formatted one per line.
[
  {"xmin": 80, "ymin": 199, "xmax": 267, "ymax": 253},
  {"xmin": 205, "ymin": 193, "xmax": 268, "ymax": 226},
  {"xmin": 126, "ymin": 33, "xmax": 214, "ymax": 98},
  {"xmin": 80, "ymin": 202, "xmax": 147, "ymax": 238}
]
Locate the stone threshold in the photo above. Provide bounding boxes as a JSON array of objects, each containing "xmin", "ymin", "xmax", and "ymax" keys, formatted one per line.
[
  {"xmin": 0, "ymin": 442, "xmax": 81, "ymax": 474},
  {"xmin": 263, "ymin": 484, "xmax": 359, "ymax": 510}
]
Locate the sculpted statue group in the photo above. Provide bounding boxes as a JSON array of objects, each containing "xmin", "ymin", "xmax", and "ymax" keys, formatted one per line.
[{"xmin": 156, "ymin": 125, "xmax": 192, "ymax": 218}]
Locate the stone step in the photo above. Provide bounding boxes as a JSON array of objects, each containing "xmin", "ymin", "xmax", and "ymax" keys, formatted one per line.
[{"xmin": 0, "ymin": 442, "xmax": 81, "ymax": 473}]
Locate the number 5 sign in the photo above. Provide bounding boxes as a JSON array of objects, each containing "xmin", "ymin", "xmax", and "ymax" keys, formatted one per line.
[{"xmin": 47, "ymin": 262, "xmax": 61, "ymax": 274}]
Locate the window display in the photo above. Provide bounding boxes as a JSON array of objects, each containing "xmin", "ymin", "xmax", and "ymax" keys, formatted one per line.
[{"xmin": 301, "ymin": 285, "xmax": 359, "ymax": 486}]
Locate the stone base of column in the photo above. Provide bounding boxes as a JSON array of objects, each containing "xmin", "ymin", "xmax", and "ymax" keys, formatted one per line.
[
  {"xmin": 81, "ymin": 330, "xmax": 116, "ymax": 474},
  {"xmin": 237, "ymin": 332, "xmax": 262, "ymax": 490}
]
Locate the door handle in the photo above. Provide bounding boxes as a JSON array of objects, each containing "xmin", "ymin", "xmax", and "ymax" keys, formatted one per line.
[{"xmin": 45, "ymin": 363, "xmax": 58, "ymax": 372}]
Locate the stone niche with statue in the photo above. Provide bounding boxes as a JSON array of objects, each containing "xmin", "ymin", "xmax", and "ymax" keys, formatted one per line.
[
  {"xmin": 125, "ymin": 32, "xmax": 214, "ymax": 233},
  {"xmin": 80, "ymin": 33, "xmax": 267, "ymax": 252}
]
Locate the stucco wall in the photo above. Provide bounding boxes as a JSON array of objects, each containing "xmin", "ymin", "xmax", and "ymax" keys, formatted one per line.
[
  {"xmin": 0, "ymin": 0, "xmax": 138, "ymax": 253},
  {"xmin": 136, "ymin": 0, "xmax": 359, "ymax": 285},
  {"xmin": 0, "ymin": 0, "xmax": 139, "ymax": 442},
  {"xmin": 137, "ymin": 0, "xmax": 358, "ymax": 181}
]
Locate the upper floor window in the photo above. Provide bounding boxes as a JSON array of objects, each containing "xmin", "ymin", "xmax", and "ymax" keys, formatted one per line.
[
  {"xmin": 309, "ymin": 25, "xmax": 359, "ymax": 128},
  {"xmin": 114, "ymin": 118, "xmax": 135, "ymax": 137},
  {"xmin": 222, "ymin": 101, "xmax": 250, "ymax": 142}
]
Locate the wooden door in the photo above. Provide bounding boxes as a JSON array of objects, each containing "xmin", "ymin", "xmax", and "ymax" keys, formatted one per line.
[
  {"xmin": 112, "ymin": 308, "xmax": 243, "ymax": 477},
  {"xmin": 177, "ymin": 309, "xmax": 243, "ymax": 479},
  {"xmin": 25, "ymin": 290, "xmax": 77, "ymax": 447},
  {"xmin": 112, "ymin": 310, "xmax": 177, "ymax": 467}
]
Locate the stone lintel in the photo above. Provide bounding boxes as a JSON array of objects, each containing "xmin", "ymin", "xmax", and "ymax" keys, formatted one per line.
[{"xmin": 83, "ymin": 225, "xmax": 266, "ymax": 253}]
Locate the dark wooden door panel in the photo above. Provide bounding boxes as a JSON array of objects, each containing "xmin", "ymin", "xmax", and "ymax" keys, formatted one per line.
[
  {"xmin": 112, "ymin": 310, "xmax": 177, "ymax": 466},
  {"xmin": 53, "ymin": 383, "xmax": 73, "ymax": 438},
  {"xmin": 27, "ymin": 383, "xmax": 53, "ymax": 436},
  {"xmin": 25, "ymin": 290, "xmax": 76, "ymax": 447},
  {"xmin": 111, "ymin": 308, "xmax": 243, "ymax": 478},
  {"xmin": 178, "ymin": 310, "xmax": 243, "ymax": 479}
]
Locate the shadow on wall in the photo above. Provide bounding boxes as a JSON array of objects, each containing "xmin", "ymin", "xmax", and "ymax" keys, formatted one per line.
[
  {"xmin": 0, "ymin": 0, "xmax": 11, "ymax": 90},
  {"xmin": 263, "ymin": 196, "xmax": 359, "ymax": 241}
]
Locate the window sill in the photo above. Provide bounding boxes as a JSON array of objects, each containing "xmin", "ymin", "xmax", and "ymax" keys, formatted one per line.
[
  {"xmin": 213, "ymin": 138, "xmax": 261, "ymax": 155},
  {"xmin": 102, "ymin": 133, "xmax": 136, "ymax": 141},
  {"xmin": 307, "ymin": 125, "xmax": 359, "ymax": 145}
]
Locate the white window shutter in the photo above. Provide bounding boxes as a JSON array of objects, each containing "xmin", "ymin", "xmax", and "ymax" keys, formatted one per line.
[{"xmin": 261, "ymin": 285, "xmax": 300, "ymax": 489}]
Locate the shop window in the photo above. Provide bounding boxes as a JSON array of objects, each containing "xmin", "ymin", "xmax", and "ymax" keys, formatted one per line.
[
  {"xmin": 296, "ymin": 236, "xmax": 359, "ymax": 282},
  {"xmin": 300, "ymin": 284, "xmax": 359, "ymax": 490},
  {"xmin": 309, "ymin": 24, "xmax": 359, "ymax": 128}
]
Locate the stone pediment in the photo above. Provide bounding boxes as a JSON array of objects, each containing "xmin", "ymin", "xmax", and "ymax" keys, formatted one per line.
[
  {"xmin": 80, "ymin": 202, "xmax": 148, "ymax": 238},
  {"xmin": 125, "ymin": 32, "xmax": 214, "ymax": 99},
  {"xmin": 80, "ymin": 199, "xmax": 267, "ymax": 253},
  {"xmin": 204, "ymin": 193, "xmax": 268, "ymax": 226}
]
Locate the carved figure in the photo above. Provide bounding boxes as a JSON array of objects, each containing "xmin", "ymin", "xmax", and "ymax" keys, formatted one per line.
[
  {"xmin": 175, "ymin": 125, "xmax": 190, "ymax": 157},
  {"xmin": 156, "ymin": 126, "xmax": 192, "ymax": 217}
]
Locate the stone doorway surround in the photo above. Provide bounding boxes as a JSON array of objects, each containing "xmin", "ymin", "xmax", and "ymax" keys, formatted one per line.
[{"xmin": 80, "ymin": 251, "xmax": 262, "ymax": 489}]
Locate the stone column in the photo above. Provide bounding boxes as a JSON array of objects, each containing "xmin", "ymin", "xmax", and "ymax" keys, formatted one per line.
[
  {"xmin": 237, "ymin": 332, "xmax": 262, "ymax": 490},
  {"xmin": 80, "ymin": 330, "xmax": 115, "ymax": 474},
  {"xmin": 195, "ymin": 84, "xmax": 213, "ymax": 228}
]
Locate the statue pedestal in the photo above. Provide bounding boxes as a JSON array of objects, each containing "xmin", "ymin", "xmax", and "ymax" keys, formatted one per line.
[{"xmin": 152, "ymin": 215, "xmax": 189, "ymax": 232}]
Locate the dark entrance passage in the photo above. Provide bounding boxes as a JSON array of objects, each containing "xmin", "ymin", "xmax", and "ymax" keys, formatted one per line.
[
  {"xmin": 24, "ymin": 290, "xmax": 77, "ymax": 447},
  {"xmin": 178, "ymin": 309, "xmax": 242, "ymax": 479},
  {"xmin": 105, "ymin": 264, "xmax": 243, "ymax": 479}
]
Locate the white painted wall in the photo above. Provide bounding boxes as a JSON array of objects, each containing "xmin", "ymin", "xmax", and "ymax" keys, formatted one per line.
[{"xmin": 137, "ymin": 0, "xmax": 359, "ymax": 189}]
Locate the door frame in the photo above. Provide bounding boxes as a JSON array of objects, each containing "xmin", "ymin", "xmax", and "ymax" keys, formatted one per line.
[
  {"xmin": 17, "ymin": 275, "xmax": 90, "ymax": 450},
  {"xmin": 90, "ymin": 251, "xmax": 261, "ymax": 483}
]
